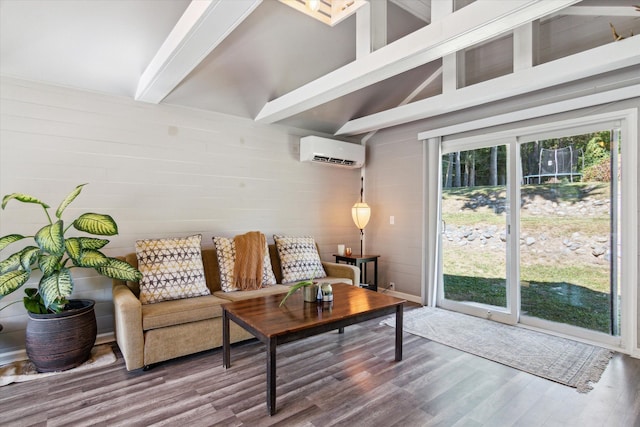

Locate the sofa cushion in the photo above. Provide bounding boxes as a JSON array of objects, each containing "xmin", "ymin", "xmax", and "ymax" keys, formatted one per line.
[
  {"xmin": 136, "ymin": 234, "xmax": 211, "ymax": 304},
  {"xmin": 273, "ymin": 235, "xmax": 327, "ymax": 283},
  {"xmin": 213, "ymin": 236, "xmax": 277, "ymax": 292},
  {"xmin": 141, "ymin": 294, "xmax": 228, "ymax": 330},
  {"xmin": 214, "ymin": 284, "xmax": 291, "ymax": 301}
]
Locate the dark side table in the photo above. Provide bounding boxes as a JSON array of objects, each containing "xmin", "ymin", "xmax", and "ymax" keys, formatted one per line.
[{"xmin": 333, "ymin": 254, "xmax": 380, "ymax": 291}]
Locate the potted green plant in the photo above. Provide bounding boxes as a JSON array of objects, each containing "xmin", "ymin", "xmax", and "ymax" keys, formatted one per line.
[
  {"xmin": 279, "ymin": 279, "xmax": 316, "ymax": 307},
  {"xmin": 0, "ymin": 183, "xmax": 142, "ymax": 372},
  {"xmin": 279, "ymin": 270, "xmax": 322, "ymax": 306}
]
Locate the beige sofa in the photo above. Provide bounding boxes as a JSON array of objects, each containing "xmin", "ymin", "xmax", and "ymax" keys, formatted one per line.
[{"xmin": 112, "ymin": 244, "xmax": 359, "ymax": 371}]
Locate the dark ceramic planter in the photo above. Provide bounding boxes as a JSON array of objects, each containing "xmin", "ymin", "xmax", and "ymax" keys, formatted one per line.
[{"xmin": 26, "ymin": 299, "xmax": 97, "ymax": 372}]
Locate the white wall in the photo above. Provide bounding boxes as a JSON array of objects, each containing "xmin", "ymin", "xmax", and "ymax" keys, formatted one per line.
[
  {"xmin": 365, "ymin": 124, "xmax": 425, "ymax": 297},
  {"xmin": 0, "ymin": 77, "xmax": 362, "ymax": 356}
]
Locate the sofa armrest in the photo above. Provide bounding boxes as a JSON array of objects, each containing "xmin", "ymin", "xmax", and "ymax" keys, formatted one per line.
[
  {"xmin": 112, "ymin": 280, "xmax": 144, "ymax": 371},
  {"xmin": 322, "ymin": 261, "xmax": 360, "ymax": 286}
]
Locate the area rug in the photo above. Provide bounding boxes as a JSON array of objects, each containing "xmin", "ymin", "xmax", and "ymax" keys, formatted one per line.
[
  {"xmin": 0, "ymin": 344, "xmax": 116, "ymax": 387},
  {"xmin": 381, "ymin": 307, "xmax": 613, "ymax": 393}
]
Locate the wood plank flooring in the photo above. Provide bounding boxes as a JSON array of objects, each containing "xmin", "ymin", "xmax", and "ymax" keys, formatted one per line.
[{"xmin": 2, "ymin": 305, "xmax": 639, "ymax": 427}]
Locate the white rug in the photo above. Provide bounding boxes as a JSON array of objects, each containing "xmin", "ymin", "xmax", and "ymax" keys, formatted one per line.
[
  {"xmin": 381, "ymin": 307, "xmax": 613, "ymax": 393},
  {"xmin": 0, "ymin": 344, "xmax": 116, "ymax": 387}
]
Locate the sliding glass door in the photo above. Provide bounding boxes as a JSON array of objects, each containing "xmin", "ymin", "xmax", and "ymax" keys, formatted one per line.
[
  {"xmin": 435, "ymin": 115, "xmax": 633, "ymax": 347},
  {"xmin": 438, "ymin": 142, "xmax": 517, "ymax": 325},
  {"xmin": 518, "ymin": 129, "xmax": 621, "ymax": 338}
]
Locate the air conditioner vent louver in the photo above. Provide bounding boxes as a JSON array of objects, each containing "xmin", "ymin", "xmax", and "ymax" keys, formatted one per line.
[
  {"xmin": 312, "ymin": 155, "xmax": 356, "ymax": 166},
  {"xmin": 300, "ymin": 136, "xmax": 364, "ymax": 169}
]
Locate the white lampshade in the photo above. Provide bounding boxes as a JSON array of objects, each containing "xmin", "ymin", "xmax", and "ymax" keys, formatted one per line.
[{"xmin": 351, "ymin": 202, "xmax": 371, "ymax": 230}]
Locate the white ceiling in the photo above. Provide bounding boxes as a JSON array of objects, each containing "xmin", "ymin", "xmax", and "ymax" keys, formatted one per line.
[{"xmin": 1, "ymin": 0, "xmax": 639, "ymax": 137}]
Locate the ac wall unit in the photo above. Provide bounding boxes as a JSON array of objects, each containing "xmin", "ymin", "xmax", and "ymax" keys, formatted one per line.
[{"xmin": 299, "ymin": 136, "xmax": 364, "ymax": 168}]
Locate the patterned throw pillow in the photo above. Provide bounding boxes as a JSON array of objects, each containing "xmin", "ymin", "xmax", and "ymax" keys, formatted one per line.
[
  {"xmin": 136, "ymin": 234, "xmax": 210, "ymax": 304},
  {"xmin": 213, "ymin": 236, "xmax": 277, "ymax": 292},
  {"xmin": 273, "ymin": 235, "xmax": 327, "ymax": 283}
]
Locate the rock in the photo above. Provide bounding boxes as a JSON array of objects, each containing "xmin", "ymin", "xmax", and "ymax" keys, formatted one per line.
[
  {"xmin": 525, "ymin": 237, "xmax": 536, "ymax": 246},
  {"xmin": 592, "ymin": 246, "xmax": 606, "ymax": 257}
]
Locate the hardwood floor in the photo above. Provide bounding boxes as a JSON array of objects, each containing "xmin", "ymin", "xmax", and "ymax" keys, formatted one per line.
[{"xmin": 2, "ymin": 306, "xmax": 639, "ymax": 427}]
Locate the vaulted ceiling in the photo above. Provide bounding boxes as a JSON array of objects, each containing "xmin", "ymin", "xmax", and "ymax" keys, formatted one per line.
[{"xmin": 1, "ymin": 0, "xmax": 639, "ymax": 138}]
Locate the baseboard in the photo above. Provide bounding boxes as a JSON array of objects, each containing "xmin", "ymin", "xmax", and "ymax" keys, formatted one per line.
[
  {"xmin": 0, "ymin": 349, "xmax": 26, "ymax": 367},
  {"xmin": 377, "ymin": 288, "xmax": 421, "ymax": 304},
  {"xmin": 0, "ymin": 332, "xmax": 116, "ymax": 366}
]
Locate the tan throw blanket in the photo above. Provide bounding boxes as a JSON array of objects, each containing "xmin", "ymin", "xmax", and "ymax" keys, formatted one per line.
[{"xmin": 234, "ymin": 231, "xmax": 265, "ymax": 291}]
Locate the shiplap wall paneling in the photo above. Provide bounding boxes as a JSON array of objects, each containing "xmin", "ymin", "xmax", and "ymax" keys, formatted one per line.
[
  {"xmin": 0, "ymin": 77, "xmax": 361, "ymax": 357},
  {"xmin": 366, "ymin": 124, "xmax": 425, "ymax": 296}
]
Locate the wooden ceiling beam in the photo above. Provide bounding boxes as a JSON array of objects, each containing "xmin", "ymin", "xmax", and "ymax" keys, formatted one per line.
[
  {"xmin": 255, "ymin": 0, "xmax": 579, "ymax": 125},
  {"xmin": 135, "ymin": 0, "xmax": 262, "ymax": 104},
  {"xmin": 335, "ymin": 36, "xmax": 640, "ymax": 136}
]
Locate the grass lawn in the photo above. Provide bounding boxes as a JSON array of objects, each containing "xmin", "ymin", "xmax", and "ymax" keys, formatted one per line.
[{"xmin": 442, "ymin": 182, "xmax": 614, "ymax": 334}]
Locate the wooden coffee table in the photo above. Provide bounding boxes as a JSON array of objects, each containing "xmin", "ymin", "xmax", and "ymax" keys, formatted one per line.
[{"xmin": 222, "ymin": 283, "xmax": 405, "ymax": 415}]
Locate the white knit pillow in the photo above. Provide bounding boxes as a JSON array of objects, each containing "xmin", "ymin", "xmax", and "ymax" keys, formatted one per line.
[{"xmin": 273, "ymin": 235, "xmax": 326, "ymax": 283}]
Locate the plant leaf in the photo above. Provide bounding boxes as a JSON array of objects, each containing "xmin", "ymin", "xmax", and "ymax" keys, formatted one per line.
[
  {"xmin": 39, "ymin": 268, "xmax": 73, "ymax": 308},
  {"xmin": 74, "ymin": 249, "xmax": 109, "ymax": 268},
  {"xmin": 23, "ymin": 288, "xmax": 45, "ymax": 313},
  {"xmin": 76, "ymin": 237, "xmax": 109, "ymax": 250},
  {"xmin": 47, "ymin": 298, "xmax": 68, "ymax": 314},
  {"xmin": 279, "ymin": 280, "xmax": 313, "ymax": 307},
  {"xmin": 0, "ymin": 234, "xmax": 26, "ymax": 251},
  {"xmin": 19, "ymin": 246, "xmax": 40, "ymax": 271},
  {"xmin": 22, "ymin": 289, "xmax": 61, "ymax": 314},
  {"xmin": 55, "ymin": 183, "xmax": 87, "ymax": 219},
  {"xmin": 0, "ymin": 270, "xmax": 30, "ymax": 297},
  {"xmin": 96, "ymin": 258, "xmax": 142, "ymax": 281},
  {"xmin": 24, "ymin": 295, "xmax": 48, "ymax": 314},
  {"xmin": 1, "ymin": 193, "xmax": 50, "ymax": 210},
  {"xmin": 67, "ymin": 237, "xmax": 110, "ymax": 263},
  {"xmin": 35, "ymin": 220, "xmax": 65, "ymax": 254},
  {"xmin": 73, "ymin": 213, "xmax": 118, "ymax": 236},
  {"xmin": 0, "ymin": 252, "xmax": 22, "ymax": 274},
  {"xmin": 65, "ymin": 237, "xmax": 82, "ymax": 261},
  {"xmin": 39, "ymin": 254, "xmax": 63, "ymax": 276}
]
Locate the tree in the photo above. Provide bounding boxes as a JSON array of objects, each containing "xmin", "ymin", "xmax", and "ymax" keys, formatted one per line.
[
  {"xmin": 455, "ymin": 151, "xmax": 461, "ymax": 187},
  {"xmin": 490, "ymin": 146, "xmax": 498, "ymax": 186},
  {"xmin": 444, "ymin": 153, "xmax": 453, "ymax": 188}
]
